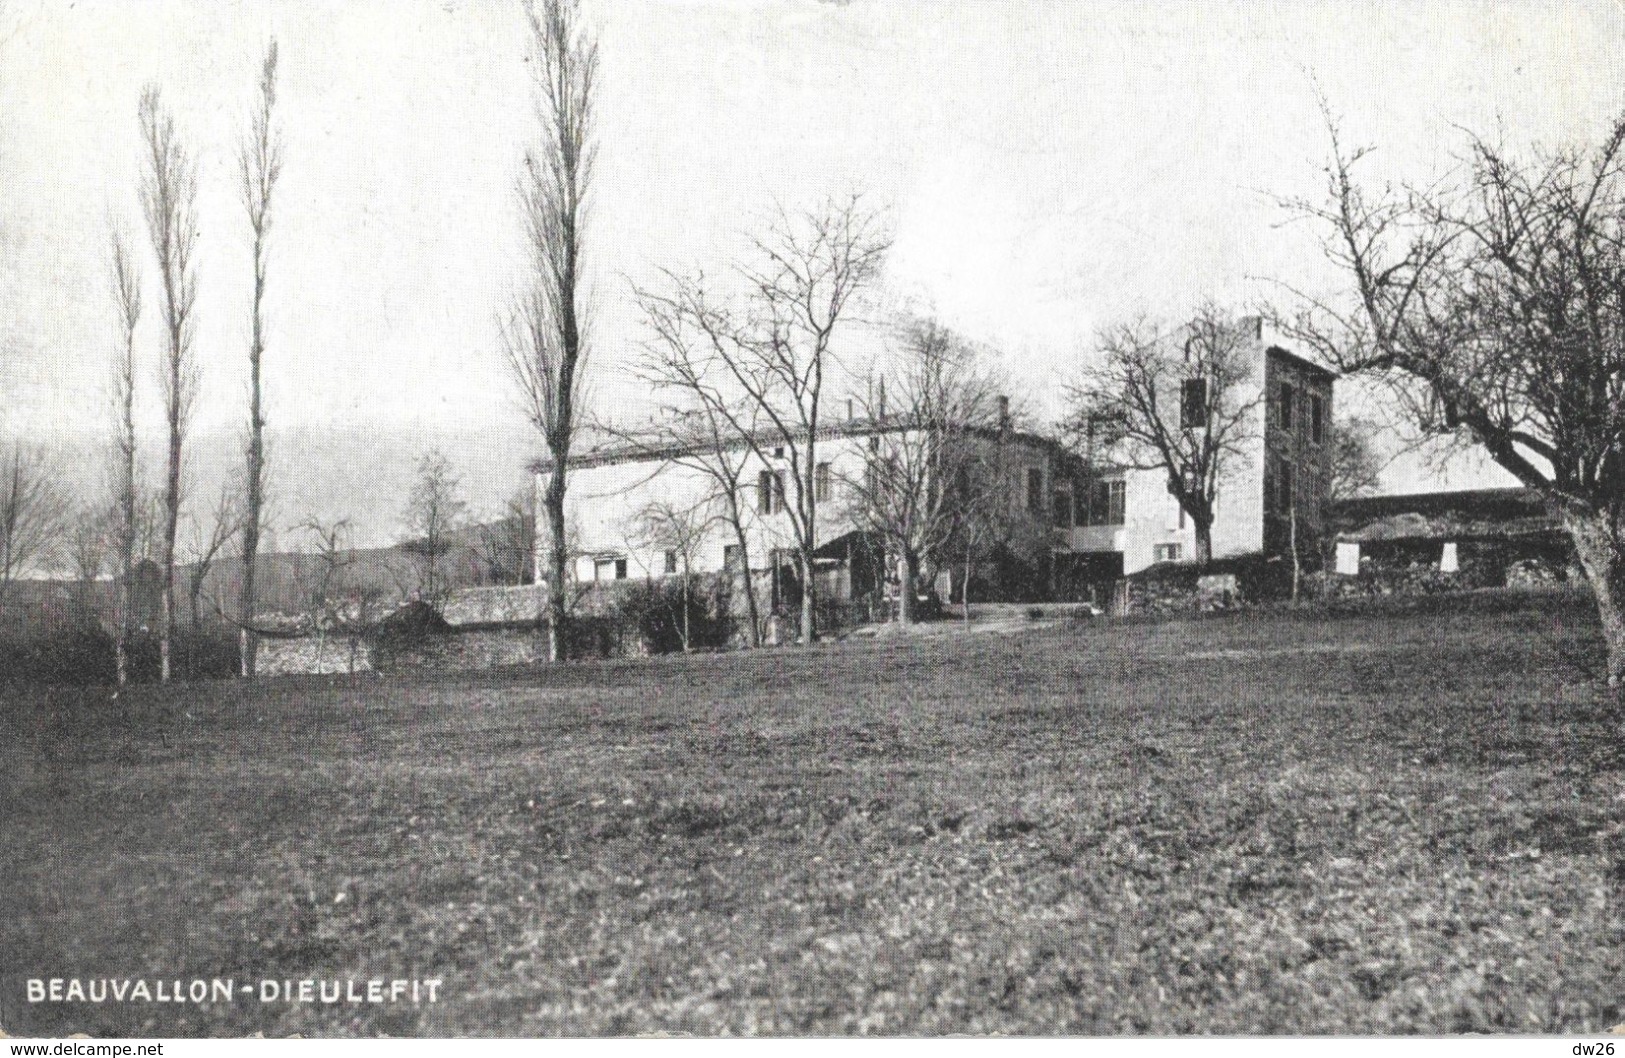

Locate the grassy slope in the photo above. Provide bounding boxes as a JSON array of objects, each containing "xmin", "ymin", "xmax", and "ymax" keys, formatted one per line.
[{"xmin": 1, "ymin": 590, "xmax": 1622, "ymax": 1037}]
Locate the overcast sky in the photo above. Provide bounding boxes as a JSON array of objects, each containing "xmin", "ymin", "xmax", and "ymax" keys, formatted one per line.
[{"xmin": 2, "ymin": 0, "xmax": 1622, "ymax": 547}]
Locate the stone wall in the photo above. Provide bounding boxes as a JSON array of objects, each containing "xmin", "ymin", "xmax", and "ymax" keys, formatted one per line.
[
  {"xmin": 258, "ymin": 635, "xmax": 375, "ymax": 676},
  {"xmin": 440, "ymin": 585, "xmax": 543, "ymax": 628},
  {"xmin": 374, "ymin": 627, "xmax": 544, "ymax": 671}
]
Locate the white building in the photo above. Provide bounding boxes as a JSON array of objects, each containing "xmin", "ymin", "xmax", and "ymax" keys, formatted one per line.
[{"xmin": 530, "ymin": 322, "xmax": 1333, "ymax": 604}]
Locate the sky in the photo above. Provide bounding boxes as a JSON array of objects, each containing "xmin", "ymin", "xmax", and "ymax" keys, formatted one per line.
[{"xmin": 2, "ymin": 0, "xmax": 1623, "ymax": 547}]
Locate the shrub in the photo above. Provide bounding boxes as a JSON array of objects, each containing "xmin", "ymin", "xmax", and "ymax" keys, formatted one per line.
[
  {"xmin": 611, "ymin": 578, "xmax": 733, "ymax": 655},
  {"xmin": 0, "ymin": 624, "xmax": 238, "ymax": 687}
]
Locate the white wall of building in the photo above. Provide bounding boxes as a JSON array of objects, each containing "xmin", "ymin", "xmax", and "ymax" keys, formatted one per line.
[{"xmin": 534, "ymin": 432, "xmax": 880, "ymax": 586}]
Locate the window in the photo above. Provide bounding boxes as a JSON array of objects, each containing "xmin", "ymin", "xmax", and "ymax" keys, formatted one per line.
[
  {"xmin": 774, "ymin": 446, "xmax": 785, "ymax": 458},
  {"xmin": 1180, "ymin": 377, "xmax": 1208, "ymax": 429},
  {"xmin": 815, "ymin": 462, "xmax": 832, "ymax": 503},
  {"xmin": 1153, "ymin": 543, "xmax": 1183, "ymax": 563},
  {"xmin": 593, "ymin": 556, "xmax": 627, "ymax": 582},
  {"xmin": 663, "ymin": 549, "xmax": 678, "ymax": 575},
  {"xmin": 723, "ymin": 544, "xmax": 743, "ymax": 572},
  {"xmin": 757, "ymin": 469, "xmax": 785, "ymax": 514},
  {"xmin": 1310, "ymin": 394, "xmax": 1324, "ymax": 445},
  {"xmin": 1086, "ymin": 479, "xmax": 1126, "ymax": 526},
  {"xmin": 1026, "ymin": 467, "xmax": 1045, "ymax": 515},
  {"xmin": 616, "ymin": 558, "xmax": 628, "ymax": 580},
  {"xmin": 1278, "ymin": 382, "xmax": 1294, "ymax": 430}
]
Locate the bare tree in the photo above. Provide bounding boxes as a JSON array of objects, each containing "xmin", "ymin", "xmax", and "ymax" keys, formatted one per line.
[
  {"xmin": 295, "ymin": 517, "xmax": 354, "ymax": 672},
  {"xmin": 1065, "ymin": 305, "xmax": 1266, "ymax": 566},
  {"xmin": 647, "ymin": 196, "xmax": 888, "ymax": 643},
  {"xmin": 842, "ymin": 318, "xmax": 1003, "ymax": 624},
  {"xmin": 1278, "ymin": 112, "xmax": 1625, "ymax": 692},
  {"xmin": 182, "ymin": 483, "xmax": 243, "ymax": 634},
  {"xmin": 237, "ymin": 40, "xmax": 283, "ymax": 679},
  {"xmin": 66, "ymin": 503, "xmax": 110, "ymax": 622},
  {"xmin": 108, "ymin": 228, "xmax": 143, "ymax": 684},
  {"xmin": 476, "ymin": 487, "xmax": 538, "ymax": 586},
  {"xmin": 630, "ymin": 277, "xmax": 772, "ymax": 645},
  {"xmin": 138, "ymin": 85, "xmax": 200, "ymax": 684},
  {"xmin": 502, "ymin": 0, "xmax": 597, "ymax": 663},
  {"xmin": 402, "ymin": 450, "xmax": 467, "ymax": 609},
  {"xmin": 1327, "ymin": 415, "xmax": 1385, "ymax": 503},
  {"xmin": 632, "ymin": 499, "xmax": 712, "ymax": 653},
  {"xmin": 0, "ymin": 446, "xmax": 69, "ymax": 608}
]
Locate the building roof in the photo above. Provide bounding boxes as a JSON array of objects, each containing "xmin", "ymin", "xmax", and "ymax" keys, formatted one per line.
[
  {"xmin": 528, "ymin": 416, "xmax": 1081, "ymax": 475},
  {"xmin": 1264, "ymin": 345, "xmax": 1337, "ymax": 384},
  {"xmin": 1329, "ymin": 487, "xmax": 1560, "ymax": 543}
]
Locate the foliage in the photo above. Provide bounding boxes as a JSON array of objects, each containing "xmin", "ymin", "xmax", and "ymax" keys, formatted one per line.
[{"xmin": 610, "ymin": 576, "xmax": 733, "ymax": 655}]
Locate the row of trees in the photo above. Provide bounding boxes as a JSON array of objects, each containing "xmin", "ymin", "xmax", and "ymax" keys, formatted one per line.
[
  {"xmin": 7, "ymin": 0, "xmax": 1622, "ymax": 691},
  {"xmin": 70, "ymin": 45, "xmax": 287, "ymax": 684}
]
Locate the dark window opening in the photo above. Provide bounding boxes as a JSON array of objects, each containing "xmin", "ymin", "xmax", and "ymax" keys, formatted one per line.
[
  {"xmin": 1085, "ymin": 480, "xmax": 1126, "ymax": 527},
  {"xmin": 663, "ymin": 549, "xmax": 678, "ymax": 575},
  {"xmin": 757, "ymin": 469, "xmax": 785, "ymax": 514},
  {"xmin": 1278, "ymin": 382, "xmax": 1294, "ymax": 430},
  {"xmin": 1180, "ymin": 377, "xmax": 1208, "ymax": 429},
  {"xmin": 1310, "ymin": 394, "xmax": 1324, "ymax": 444},
  {"xmin": 758, "ymin": 469, "xmax": 774, "ymax": 514},
  {"xmin": 815, "ymin": 462, "xmax": 832, "ymax": 503}
]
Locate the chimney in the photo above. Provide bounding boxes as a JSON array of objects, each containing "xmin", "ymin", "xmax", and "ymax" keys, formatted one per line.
[
  {"xmin": 846, "ymin": 396, "xmax": 855, "ymax": 423},
  {"xmin": 877, "ymin": 377, "xmax": 887, "ymax": 421},
  {"xmin": 997, "ymin": 394, "xmax": 1010, "ymax": 429}
]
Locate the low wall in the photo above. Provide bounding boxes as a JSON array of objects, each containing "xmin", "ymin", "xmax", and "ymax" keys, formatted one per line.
[
  {"xmin": 258, "ymin": 635, "xmax": 375, "ymax": 676},
  {"xmin": 374, "ymin": 627, "xmax": 544, "ymax": 671}
]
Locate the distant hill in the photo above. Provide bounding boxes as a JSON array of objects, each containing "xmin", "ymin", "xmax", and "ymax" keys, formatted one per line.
[{"xmin": 0, "ymin": 515, "xmax": 533, "ymax": 635}]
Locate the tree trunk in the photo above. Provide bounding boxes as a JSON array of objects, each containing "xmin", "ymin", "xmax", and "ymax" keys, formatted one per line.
[
  {"xmin": 239, "ymin": 308, "xmax": 265, "ymax": 679},
  {"xmin": 159, "ymin": 586, "xmax": 174, "ymax": 683},
  {"xmin": 115, "ymin": 574, "xmax": 131, "ymax": 687},
  {"xmin": 1193, "ymin": 516, "xmax": 1213, "ymax": 567},
  {"xmin": 732, "ymin": 524, "xmax": 762, "ymax": 648},
  {"xmin": 963, "ymin": 539, "xmax": 973, "ymax": 623},
  {"xmin": 1289, "ymin": 504, "xmax": 1302, "ymax": 603},
  {"xmin": 160, "ymin": 386, "xmax": 182, "ymax": 685},
  {"xmin": 545, "ymin": 478, "xmax": 567, "ymax": 664},
  {"xmin": 897, "ymin": 550, "xmax": 916, "ymax": 626},
  {"xmin": 1561, "ymin": 504, "xmax": 1625, "ymax": 693},
  {"xmin": 680, "ymin": 563, "xmax": 692, "ymax": 653},
  {"xmin": 115, "ymin": 501, "xmax": 134, "ymax": 688},
  {"xmin": 799, "ymin": 551, "xmax": 817, "ymax": 644},
  {"xmin": 239, "ymin": 428, "xmax": 263, "ymax": 679}
]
